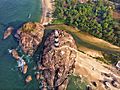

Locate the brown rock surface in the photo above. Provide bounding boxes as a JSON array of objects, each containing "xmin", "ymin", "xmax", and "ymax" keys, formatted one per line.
[
  {"xmin": 3, "ymin": 26, "xmax": 14, "ymax": 39},
  {"xmin": 23, "ymin": 64, "xmax": 28, "ymax": 74},
  {"xmin": 40, "ymin": 30, "xmax": 77, "ymax": 90},
  {"xmin": 11, "ymin": 49, "xmax": 19, "ymax": 60},
  {"xmin": 25, "ymin": 75, "xmax": 32, "ymax": 83},
  {"xmin": 18, "ymin": 22, "xmax": 44, "ymax": 56}
]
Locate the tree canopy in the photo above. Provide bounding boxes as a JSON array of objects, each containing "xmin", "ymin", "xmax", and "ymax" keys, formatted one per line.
[{"xmin": 53, "ymin": 0, "xmax": 120, "ymax": 46}]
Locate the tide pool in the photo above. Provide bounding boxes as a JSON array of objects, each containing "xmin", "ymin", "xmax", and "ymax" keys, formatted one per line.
[{"xmin": 0, "ymin": 0, "xmax": 42, "ymax": 89}]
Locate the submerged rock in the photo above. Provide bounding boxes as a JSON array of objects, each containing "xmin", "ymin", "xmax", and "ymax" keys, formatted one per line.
[
  {"xmin": 40, "ymin": 30, "xmax": 77, "ymax": 90},
  {"xmin": 3, "ymin": 26, "xmax": 14, "ymax": 39},
  {"xmin": 18, "ymin": 22, "xmax": 44, "ymax": 56}
]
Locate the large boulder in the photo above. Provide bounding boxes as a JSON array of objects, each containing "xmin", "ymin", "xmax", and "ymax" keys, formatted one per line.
[
  {"xmin": 40, "ymin": 30, "xmax": 77, "ymax": 90},
  {"xmin": 18, "ymin": 22, "xmax": 44, "ymax": 56}
]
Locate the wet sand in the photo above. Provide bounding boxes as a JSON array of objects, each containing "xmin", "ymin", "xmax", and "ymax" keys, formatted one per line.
[{"xmin": 40, "ymin": 0, "xmax": 54, "ymax": 25}]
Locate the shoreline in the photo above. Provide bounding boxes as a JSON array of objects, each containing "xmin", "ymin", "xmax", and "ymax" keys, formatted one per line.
[{"xmin": 40, "ymin": 0, "xmax": 54, "ymax": 25}]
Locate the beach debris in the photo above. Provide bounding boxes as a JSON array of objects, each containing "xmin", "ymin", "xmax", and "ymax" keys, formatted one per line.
[
  {"xmin": 40, "ymin": 30, "xmax": 77, "ymax": 90},
  {"xmin": 25, "ymin": 75, "xmax": 32, "ymax": 83},
  {"xmin": 3, "ymin": 26, "xmax": 14, "ymax": 39}
]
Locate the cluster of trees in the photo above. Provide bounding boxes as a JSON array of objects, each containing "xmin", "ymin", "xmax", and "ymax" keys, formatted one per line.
[
  {"xmin": 67, "ymin": 75, "xmax": 87, "ymax": 90},
  {"xmin": 95, "ymin": 52, "xmax": 120, "ymax": 64},
  {"xmin": 53, "ymin": 0, "xmax": 120, "ymax": 46}
]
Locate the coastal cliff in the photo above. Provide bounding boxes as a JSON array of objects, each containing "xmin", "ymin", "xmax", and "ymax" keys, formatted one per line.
[
  {"xmin": 39, "ymin": 30, "xmax": 77, "ymax": 90},
  {"xmin": 17, "ymin": 22, "xmax": 44, "ymax": 56}
]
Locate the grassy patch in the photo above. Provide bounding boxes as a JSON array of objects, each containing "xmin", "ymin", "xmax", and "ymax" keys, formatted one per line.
[
  {"xmin": 67, "ymin": 75, "xmax": 87, "ymax": 90},
  {"xmin": 52, "ymin": 19, "xmax": 65, "ymax": 24}
]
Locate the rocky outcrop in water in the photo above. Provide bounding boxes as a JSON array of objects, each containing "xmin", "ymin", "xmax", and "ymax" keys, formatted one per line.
[
  {"xmin": 3, "ymin": 26, "xmax": 14, "ymax": 39},
  {"xmin": 40, "ymin": 30, "xmax": 77, "ymax": 90},
  {"xmin": 17, "ymin": 22, "xmax": 44, "ymax": 56}
]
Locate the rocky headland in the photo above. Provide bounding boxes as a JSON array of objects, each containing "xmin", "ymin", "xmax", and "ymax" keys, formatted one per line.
[
  {"xmin": 3, "ymin": 26, "xmax": 14, "ymax": 39},
  {"xmin": 39, "ymin": 30, "xmax": 77, "ymax": 90},
  {"xmin": 17, "ymin": 22, "xmax": 44, "ymax": 56}
]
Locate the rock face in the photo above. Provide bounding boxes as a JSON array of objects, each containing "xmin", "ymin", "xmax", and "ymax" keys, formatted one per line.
[
  {"xmin": 18, "ymin": 22, "xmax": 44, "ymax": 56},
  {"xmin": 41, "ymin": 30, "xmax": 77, "ymax": 90}
]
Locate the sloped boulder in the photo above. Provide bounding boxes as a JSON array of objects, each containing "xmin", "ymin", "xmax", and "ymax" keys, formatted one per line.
[{"xmin": 40, "ymin": 30, "xmax": 77, "ymax": 90}]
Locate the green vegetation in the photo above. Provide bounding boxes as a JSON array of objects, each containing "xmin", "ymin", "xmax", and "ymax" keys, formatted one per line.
[
  {"xmin": 22, "ymin": 22, "xmax": 36, "ymax": 32},
  {"xmin": 95, "ymin": 52, "xmax": 120, "ymax": 64},
  {"xmin": 53, "ymin": 0, "xmax": 120, "ymax": 47},
  {"xmin": 52, "ymin": 19, "xmax": 65, "ymax": 24},
  {"xmin": 103, "ymin": 52, "xmax": 120, "ymax": 64},
  {"xmin": 67, "ymin": 75, "xmax": 87, "ymax": 90}
]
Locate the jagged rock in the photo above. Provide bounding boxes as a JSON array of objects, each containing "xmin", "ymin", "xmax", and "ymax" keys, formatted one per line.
[
  {"xmin": 18, "ymin": 22, "xmax": 44, "ymax": 56},
  {"xmin": 40, "ymin": 30, "xmax": 77, "ymax": 90},
  {"xmin": 25, "ymin": 75, "xmax": 32, "ymax": 83},
  {"xmin": 3, "ymin": 26, "xmax": 14, "ymax": 39}
]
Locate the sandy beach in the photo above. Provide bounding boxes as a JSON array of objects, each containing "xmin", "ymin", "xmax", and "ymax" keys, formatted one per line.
[{"xmin": 40, "ymin": 0, "xmax": 54, "ymax": 25}]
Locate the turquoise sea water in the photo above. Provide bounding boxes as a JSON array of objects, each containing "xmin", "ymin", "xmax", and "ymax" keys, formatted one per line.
[{"xmin": 0, "ymin": 0, "xmax": 42, "ymax": 89}]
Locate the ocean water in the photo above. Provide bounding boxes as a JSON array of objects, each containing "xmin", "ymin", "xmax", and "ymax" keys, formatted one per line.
[{"xmin": 0, "ymin": 0, "xmax": 42, "ymax": 89}]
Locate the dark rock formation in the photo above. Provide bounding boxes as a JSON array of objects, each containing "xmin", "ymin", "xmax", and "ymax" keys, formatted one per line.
[
  {"xmin": 18, "ymin": 22, "xmax": 44, "ymax": 56},
  {"xmin": 40, "ymin": 30, "xmax": 77, "ymax": 90},
  {"xmin": 3, "ymin": 26, "xmax": 14, "ymax": 39}
]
